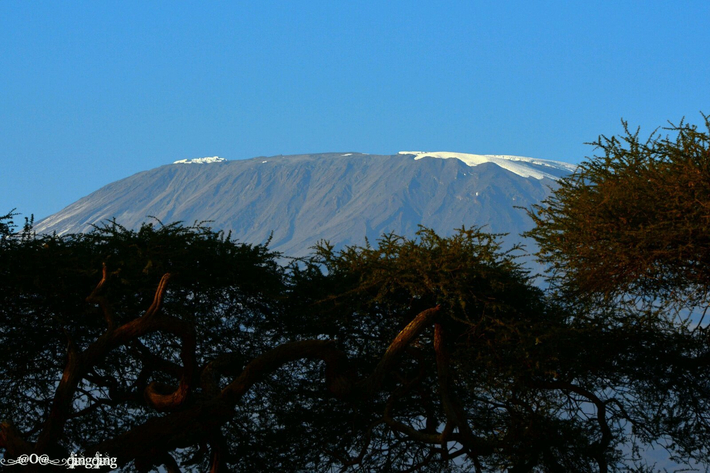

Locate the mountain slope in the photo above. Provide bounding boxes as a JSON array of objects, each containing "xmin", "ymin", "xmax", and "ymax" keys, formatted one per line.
[{"xmin": 35, "ymin": 152, "xmax": 574, "ymax": 257}]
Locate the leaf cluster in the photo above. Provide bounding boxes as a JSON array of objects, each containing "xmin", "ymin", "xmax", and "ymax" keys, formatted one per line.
[{"xmin": 527, "ymin": 115, "xmax": 710, "ymax": 314}]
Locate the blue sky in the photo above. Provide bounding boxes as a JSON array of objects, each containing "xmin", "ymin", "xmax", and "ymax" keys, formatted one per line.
[{"xmin": 2, "ymin": 1, "xmax": 709, "ymax": 220}]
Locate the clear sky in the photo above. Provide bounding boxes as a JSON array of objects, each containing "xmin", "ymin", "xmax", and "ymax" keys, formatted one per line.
[{"xmin": 2, "ymin": 1, "xmax": 709, "ymax": 220}]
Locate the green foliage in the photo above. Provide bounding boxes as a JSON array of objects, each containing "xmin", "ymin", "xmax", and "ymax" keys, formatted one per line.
[
  {"xmin": 281, "ymin": 229, "xmax": 574, "ymax": 471},
  {"xmin": 286, "ymin": 227, "xmax": 536, "ymax": 341},
  {"xmin": 0, "ymin": 213, "xmax": 708, "ymax": 472},
  {"xmin": 0, "ymin": 209, "xmax": 33, "ymax": 244},
  {"xmin": 528, "ymin": 115, "xmax": 710, "ymax": 315},
  {"xmin": 0, "ymin": 219, "xmax": 285, "ymax": 469},
  {"xmin": 525, "ymin": 115, "xmax": 710, "ymax": 470},
  {"xmin": 285, "ymin": 228, "xmax": 709, "ymax": 471}
]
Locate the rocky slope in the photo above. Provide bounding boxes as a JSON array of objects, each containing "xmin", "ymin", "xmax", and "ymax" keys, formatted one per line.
[{"xmin": 35, "ymin": 152, "xmax": 574, "ymax": 258}]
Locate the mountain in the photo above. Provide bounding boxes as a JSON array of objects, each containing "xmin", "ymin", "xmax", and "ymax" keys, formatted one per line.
[{"xmin": 35, "ymin": 152, "xmax": 575, "ymax": 258}]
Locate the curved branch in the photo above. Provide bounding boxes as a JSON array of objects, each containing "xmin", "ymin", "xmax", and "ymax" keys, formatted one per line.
[
  {"xmin": 360, "ymin": 305, "xmax": 441, "ymax": 396},
  {"xmin": 144, "ymin": 273, "xmax": 172, "ymax": 320},
  {"xmin": 143, "ymin": 316, "xmax": 197, "ymax": 412},
  {"xmin": 86, "ymin": 263, "xmax": 115, "ymax": 329},
  {"xmin": 85, "ymin": 307, "xmax": 456, "ymax": 468},
  {"xmin": 533, "ymin": 379, "xmax": 612, "ymax": 472},
  {"xmin": 88, "ymin": 340, "xmax": 355, "ymax": 467},
  {"xmin": 434, "ymin": 323, "xmax": 492, "ymax": 458},
  {"xmin": 221, "ymin": 340, "xmax": 353, "ymax": 403},
  {"xmin": 200, "ymin": 353, "xmax": 244, "ymax": 398},
  {"xmin": 35, "ymin": 331, "xmax": 81, "ymax": 452},
  {"xmin": 36, "ymin": 272, "xmax": 173, "ymax": 454}
]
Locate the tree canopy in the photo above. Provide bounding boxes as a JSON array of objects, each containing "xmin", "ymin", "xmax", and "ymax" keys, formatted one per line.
[
  {"xmin": 528, "ymin": 116, "xmax": 710, "ymax": 319},
  {"xmin": 525, "ymin": 116, "xmax": 710, "ymax": 468},
  {"xmin": 2, "ymin": 114, "xmax": 710, "ymax": 473}
]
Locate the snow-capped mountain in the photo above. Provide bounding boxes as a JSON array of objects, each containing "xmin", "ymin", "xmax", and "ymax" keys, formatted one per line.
[
  {"xmin": 173, "ymin": 156, "xmax": 227, "ymax": 164},
  {"xmin": 401, "ymin": 151, "xmax": 576, "ymax": 180},
  {"xmin": 35, "ymin": 152, "xmax": 575, "ymax": 258}
]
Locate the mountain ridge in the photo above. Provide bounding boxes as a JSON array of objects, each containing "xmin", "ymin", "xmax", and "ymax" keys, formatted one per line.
[{"xmin": 35, "ymin": 152, "xmax": 574, "ymax": 258}]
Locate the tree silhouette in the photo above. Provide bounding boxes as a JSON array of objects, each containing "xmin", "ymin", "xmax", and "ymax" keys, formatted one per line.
[{"xmin": 0, "ymin": 214, "xmax": 707, "ymax": 471}]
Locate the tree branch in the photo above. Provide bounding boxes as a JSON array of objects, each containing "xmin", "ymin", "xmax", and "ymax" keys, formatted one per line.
[
  {"xmin": 533, "ymin": 379, "xmax": 612, "ymax": 472},
  {"xmin": 0, "ymin": 421, "xmax": 32, "ymax": 459},
  {"xmin": 86, "ymin": 339, "xmax": 355, "ymax": 468},
  {"xmin": 36, "ymin": 272, "xmax": 174, "ymax": 454},
  {"xmin": 143, "ymin": 316, "xmax": 197, "ymax": 412},
  {"xmin": 221, "ymin": 340, "xmax": 353, "ymax": 403},
  {"xmin": 360, "ymin": 305, "xmax": 441, "ymax": 396},
  {"xmin": 86, "ymin": 262, "xmax": 115, "ymax": 329},
  {"xmin": 434, "ymin": 323, "xmax": 492, "ymax": 458}
]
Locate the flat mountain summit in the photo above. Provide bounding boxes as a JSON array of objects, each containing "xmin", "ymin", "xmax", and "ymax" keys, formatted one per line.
[{"xmin": 35, "ymin": 152, "xmax": 575, "ymax": 257}]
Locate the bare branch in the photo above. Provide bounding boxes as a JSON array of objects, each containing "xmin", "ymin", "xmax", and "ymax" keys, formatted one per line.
[
  {"xmin": 35, "ymin": 331, "xmax": 81, "ymax": 452},
  {"xmin": 360, "ymin": 305, "xmax": 441, "ymax": 396},
  {"xmin": 221, "ymin": 340, "xmax": 353, "ymax": 403},
  {"xmin": 144, "ymin": 273, "xmax": 172, "ymax": 320},
  {"xmin": 85, "ymin": 263, "xmax": 115, "ymax": 329},
  {"xmin": 533, "ymin": 379, "xmax": 612, "ymax": 472},
  {"xmin": 434, "ymin": 323, "xmax": 492, "ymax": 458},
  {"xmin": 36, "ymin": 271, "xmax": 175, "ymax": 454},
  {"xmin": 143, "ymin": 316, "xmax": 197, "ymax": 412},
  {"xmin": 88, "ymin": 339, "xmax": 354, "ymax": 467}
]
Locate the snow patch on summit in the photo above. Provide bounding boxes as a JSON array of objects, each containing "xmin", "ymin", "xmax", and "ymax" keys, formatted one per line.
[
  {"xmin": 399, "ymin": 151, "xmax": 576, "ymax": 180},
  {"xmin": 174, "ymin": 156, "xmax": 227, "ymax": 164}
]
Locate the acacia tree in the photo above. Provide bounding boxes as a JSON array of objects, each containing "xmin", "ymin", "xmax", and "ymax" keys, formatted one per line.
[
  {"xmin": 0, "ymin": 212, "xmax": 708, "ymax": 471},
  {"xmin": 528, "ymin": 116, "xmax": 710, "ymax": 318},
  {"xmin": 527, "ymin": 116, "xmax": 710, "ymax": 467},
  {"xmin": 0, "ymin": 217, "xmax": 290, "ymax": 471},
  {"xmin": 287, "ymin": 229, "xmax": 710, "ymax": 471}
]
